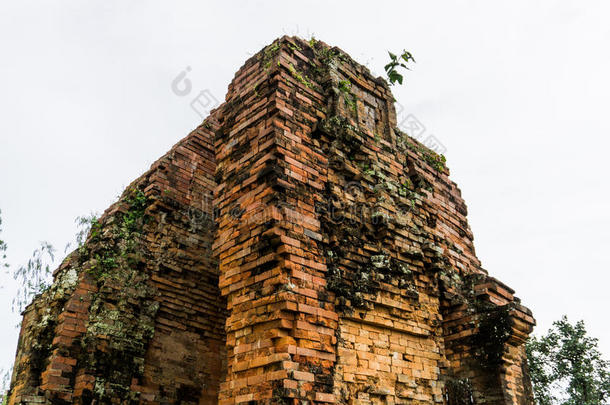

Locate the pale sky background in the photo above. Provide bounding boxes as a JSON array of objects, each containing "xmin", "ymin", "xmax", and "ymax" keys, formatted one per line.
[{"xmin": 1, "ymin": 1, "xmax": 609, "ymax": 376}]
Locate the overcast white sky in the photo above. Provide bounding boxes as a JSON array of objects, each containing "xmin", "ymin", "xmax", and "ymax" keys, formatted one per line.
[{"xmin": 1, "ymin": 1, "xmax": 609, "ymax": 375}]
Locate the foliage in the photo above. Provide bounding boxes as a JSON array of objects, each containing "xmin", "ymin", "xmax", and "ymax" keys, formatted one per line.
[
  {"xmin": 445, "ymin": 377, "xmax": 474, "ymax": 405},
  {"xmin": 384, "ymin": 50, "xmax": 415, "ymax": 85},
  {"xmin": 12, "ymin": 241, "xmax": 55, "ymax": 313},
  {"xmin": 85, "ymin": 188, "xmax": 149, "ymax": 280},
  {"xmin": 308, "ymin": 37, "xmax": 347, "ymax": 77},
  {"xmin": 337, "ymin": 79, "xmax": 357, "ymax": 113},
  {"xmin": 0, "ymin": 195, "xmax": 144, "ymax": 401},
  {"xmin": 74, "ymin": 213, "xmax": 100, "ymax": 249},
  {"xmin": 0, "ymin": 367, "xmax": 9, "ymax": 405},
  {"xmin": 3, "ymin": 209, "xmax": 99, "ymax": 315},
  {"xmin": 262, "ymin": 40, "xmax": 280, "ymax": 70},
  {"xmin": 338, "ymin": 79, "xmax": 352, "ymax": 93},
  {"xmin": 473, "ymin": 303, "xmax": 513, "ymax": 369},
  {"xmin": 400, "ymin": 134, "xmax": 447, "ymax": 172},
  {"xmin": 308, "ymin": 35, "xmax": 317, "ymax": 48},
  {"xmin": 121, "ymin": 188, "xmax": 147, "ymax": 235},
  {"xmin": 3, "ymin": 191, "xmax": 141, "ymax": 313},
  {"xmin": 288, "ymin": 63, "xmax": 314, "ymax": 88},
  {"xmin": 527, "ymin": 316, "xmax": 610, "ymax": 405},
  {"xmin": 0, "ymin": 210, "xmax": 7, "ymax": 270}
]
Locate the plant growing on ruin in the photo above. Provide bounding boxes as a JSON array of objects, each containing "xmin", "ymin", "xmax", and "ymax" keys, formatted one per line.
[
  {"xmin": 261, "ymin": 40, "xmax": 280, "ymax": 70},
  {"xmin": 527, "ymin": 316, "xmax": 610, "ymax": 405},
  {"xmin": 288, "ymin": 63, "xmax": 314, "ymax": 88},
  {"xmin": 84, "ymin": 188, "xmax": 149, "ymax": 280},
  {"xmin": 3, "ymin": 209, "xmax": 100, "ymax": 315},
  {"xmin": 74, "ymin": 213, "xmax": 100, "ymax": 248},
  {"xmin": 445, "ymin": 378, "xmax": 474, "ymax": 405},
  {"xmin": 473, "ymin": 302, "xmax": 513, "ymax": 369},
  {"xmin": 384, "ymin": 50, "xmax": 415, "ymax": 85},
  {"xmin": 337, "ymin": 79, "xmax": 357, "ymax": 113},
  {"xmin": 394, "ymin": 127, "xmax": 447, "ymax": 172},
  {"xmin": 12, "ymin": 241, "xmax": 55, "ymax": 313}
]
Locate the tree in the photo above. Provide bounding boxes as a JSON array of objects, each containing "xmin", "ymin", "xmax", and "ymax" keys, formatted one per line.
[{"xmin": 527, "ymin": 316, "xmax": 610, "ymax": 405}]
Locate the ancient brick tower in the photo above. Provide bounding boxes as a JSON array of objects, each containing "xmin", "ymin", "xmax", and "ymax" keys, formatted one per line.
[{"xmin": 6, "ymin": 37, "xmax": 535, "ymax": 405}]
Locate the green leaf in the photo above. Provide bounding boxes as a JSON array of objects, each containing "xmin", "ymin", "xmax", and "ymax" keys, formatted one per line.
[
  {"xmin": 401, "ymin": 51, "xmax": 415, "ymax": 63},
  {"xmin": 385, "ymin": 49, "xmax": 415, "ymax": 86},
  {"xmin": 527, "ymin": 315, "xmax": 610, "ymax": 405}
]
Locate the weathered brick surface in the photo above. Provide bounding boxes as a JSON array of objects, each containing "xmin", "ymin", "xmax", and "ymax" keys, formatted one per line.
[
  {"xmin": 7, "ymin": 36, "xmax": 535, "ymax": 404},
  {"xmin": 7, "ymin": 123, "xmax": 226, "ymax": 404}
]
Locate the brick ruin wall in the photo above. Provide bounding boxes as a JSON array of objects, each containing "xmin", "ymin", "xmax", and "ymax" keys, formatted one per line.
[
  {"xmin": 6, "ymin": 36, "xmax": 535, "ymax": 405},
  {"xmin": 7, "ymin": 125, "xmax": 226, "ymax": 404}
]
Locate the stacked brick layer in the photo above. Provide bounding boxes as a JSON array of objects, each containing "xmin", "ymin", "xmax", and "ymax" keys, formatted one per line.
[
  {"xmin": 7, "ymin": 124, "xmax": 226, "ymax": 404},
  {"xmin": 7, "ymin": 36, "xmax": 535, "ymax": 405}
]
